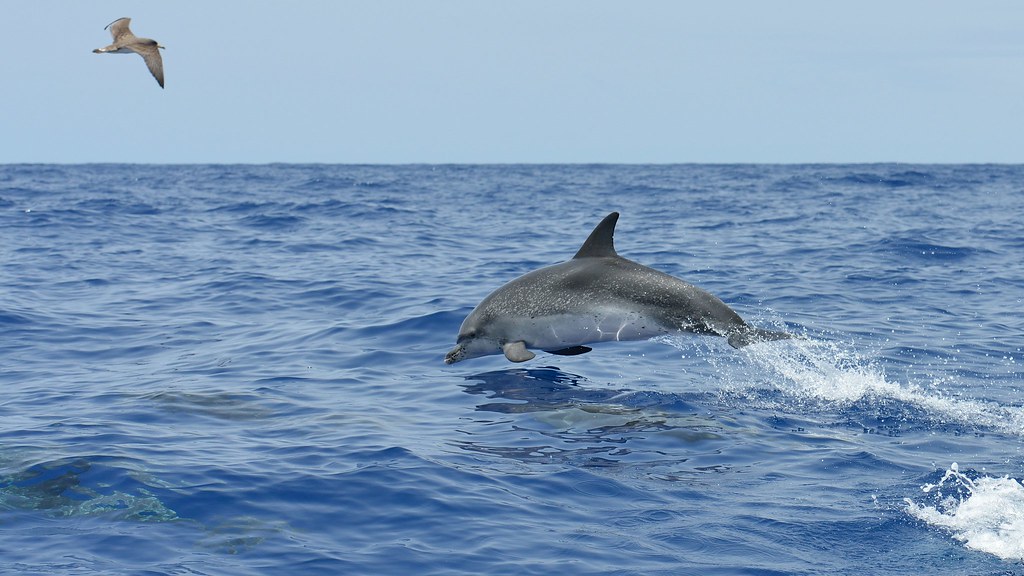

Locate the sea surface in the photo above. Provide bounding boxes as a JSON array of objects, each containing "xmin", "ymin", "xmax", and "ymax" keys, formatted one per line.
[{"xmin": 0, "ymin": 164, "xmax": 1022, "ymax": 575}]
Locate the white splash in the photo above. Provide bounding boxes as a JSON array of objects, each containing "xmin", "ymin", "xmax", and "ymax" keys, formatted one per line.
[
  {"xmin": 906, "ymin": 463, "xmax": 1024, "ymax": 561},
  {"xmin": 663, "ymin": 335, "xmax": 1024, "ymax": 437}
]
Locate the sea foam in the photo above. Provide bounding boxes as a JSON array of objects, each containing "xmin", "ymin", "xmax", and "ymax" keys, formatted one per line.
[{"xmin": 906, "ymin": 463, "xmax": 1024, "ymax": 561}]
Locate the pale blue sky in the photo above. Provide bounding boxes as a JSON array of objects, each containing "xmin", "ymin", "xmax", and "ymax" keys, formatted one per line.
[{"xmin": 3, "ymin": 2, "xmax": 1023, "ymax": 163}]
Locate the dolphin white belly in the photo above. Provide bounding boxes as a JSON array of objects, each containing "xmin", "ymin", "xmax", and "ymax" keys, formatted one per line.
[{"xmin": 518, "ymin": 310, "xmax": 670, "ymax": 351}]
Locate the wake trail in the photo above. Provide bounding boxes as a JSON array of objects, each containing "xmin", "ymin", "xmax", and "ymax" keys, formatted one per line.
[{"xmin": 665, "ymin": 335, "xmax": 1024, "ymax": 437}]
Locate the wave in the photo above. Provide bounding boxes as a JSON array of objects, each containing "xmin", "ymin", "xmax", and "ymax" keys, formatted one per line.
[
  {"xmin": 875, "ymin": 235, "xmax": 989, "ymax": 263},
  {"xmin": 825, "ymin": 169, "xmax": 937, "ymax": 189}
]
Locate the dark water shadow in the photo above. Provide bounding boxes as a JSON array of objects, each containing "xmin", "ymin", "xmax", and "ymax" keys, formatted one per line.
[
  {"xmin": 0, "ymin": 456, "xmax": 178, "ymax": 521},
  {"xmin": 459, "ymin": 366, "xmax": 625, "ymax": 414},
  {"xmin": 454, "ymin": 367, "xmax": 725, "ymax": 469}
]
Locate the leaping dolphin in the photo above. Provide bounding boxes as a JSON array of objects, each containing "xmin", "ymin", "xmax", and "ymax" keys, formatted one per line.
[{"xmin": 445, "ymin": 212, "xmax": 792, "ymax": 364}]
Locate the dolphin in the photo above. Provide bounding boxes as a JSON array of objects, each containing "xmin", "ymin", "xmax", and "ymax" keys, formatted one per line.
[{"xmin": 445, "ymin": 212, "xmax": 792, "ymax": 364}]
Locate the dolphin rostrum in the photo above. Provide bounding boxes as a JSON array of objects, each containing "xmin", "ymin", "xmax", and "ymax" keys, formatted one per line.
[{"xmin": 445, "ymin": 212, "xmax": 792, "ymax": 364}]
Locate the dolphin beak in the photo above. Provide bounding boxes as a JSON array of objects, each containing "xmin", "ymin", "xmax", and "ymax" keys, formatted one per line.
[{"xmin": 444, "ymin": 344, "xmax": 464, "ymax": 365}]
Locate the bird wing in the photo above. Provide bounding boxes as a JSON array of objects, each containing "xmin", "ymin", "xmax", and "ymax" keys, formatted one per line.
[
  {"xmin": 105, "ymin": 17, "xmax": 135, "ymax": 41},
  {"xmin": 130, "ymin": 43, "xmax": 165, "ymax": 88}
]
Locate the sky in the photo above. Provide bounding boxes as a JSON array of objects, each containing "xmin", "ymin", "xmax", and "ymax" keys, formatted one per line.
[{"xmin": 3, "ymin": 1, "xmax": 1023, "ymax": 163}]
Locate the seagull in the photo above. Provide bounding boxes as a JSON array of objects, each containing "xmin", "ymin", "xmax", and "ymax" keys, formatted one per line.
[{"xmin": 93, "ymin": 17, "xmax": 165, "ymax": 88}]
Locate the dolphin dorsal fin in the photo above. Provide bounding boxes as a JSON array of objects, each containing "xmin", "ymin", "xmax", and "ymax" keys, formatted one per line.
[{"xmin": 573, "ymin": 212, "xmax": 619, "ymax": 259}]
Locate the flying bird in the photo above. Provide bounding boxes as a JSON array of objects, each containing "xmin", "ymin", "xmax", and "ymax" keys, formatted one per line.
[{"xmin": 93, "ymin": 17, "xmax": 165, "ymax": 88}]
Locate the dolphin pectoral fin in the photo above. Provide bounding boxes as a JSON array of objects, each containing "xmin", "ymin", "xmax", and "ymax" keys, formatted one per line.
[
  {"xmin": 502, "ymin": 341, "xmax": 536, "ymax": 362},
  {"xmin": 727, "ymin": 328, "xmax": 793, "ymax": 349},
  {"xmin": 545, "ymin": 346, "xmax": 593, "ymax": 356}
]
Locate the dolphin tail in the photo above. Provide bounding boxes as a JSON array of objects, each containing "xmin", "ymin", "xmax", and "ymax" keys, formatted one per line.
[{"xmin": 727, "ymin": 327, "xmax": 793, "ymax": 349}]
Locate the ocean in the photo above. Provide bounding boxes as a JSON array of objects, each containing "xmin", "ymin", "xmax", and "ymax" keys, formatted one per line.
[{"xmin": 0, "ymin": 164, "xmax": 1022, "ymax": 575}]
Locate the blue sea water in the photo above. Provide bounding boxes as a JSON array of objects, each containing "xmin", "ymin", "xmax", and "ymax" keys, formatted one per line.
[{"xmin": 0, "ymin": 164, "xmax": 1022, "ymax": 575}]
